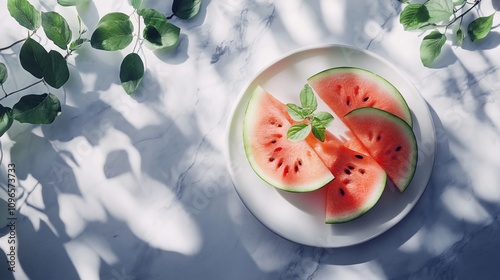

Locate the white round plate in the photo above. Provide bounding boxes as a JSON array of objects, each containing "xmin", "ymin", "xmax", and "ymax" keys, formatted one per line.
[{"xmin": 225, "ymin": 44, "xmax": 435, "ymax": 247}]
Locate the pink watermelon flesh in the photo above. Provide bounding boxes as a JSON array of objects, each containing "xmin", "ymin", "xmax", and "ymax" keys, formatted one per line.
[
  {"xmin": 308, "ymin": 67, "xmax": 413, "ymax": 127},
  {"xmin": 243, "ymin": 86, "xmax": 334, "ymax": 192},
  {"xmin": 306, "ymin": 133, "xmax": 386, "ymax": 223},
  {"xmin": 343, "ymin": 107, "xmax": 417, "ymax": 192}
]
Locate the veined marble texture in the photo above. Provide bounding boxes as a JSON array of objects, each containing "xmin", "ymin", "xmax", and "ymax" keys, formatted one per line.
[{"xmin": 0, "ymin": 0, "xmax": 499, "ymax": 279}]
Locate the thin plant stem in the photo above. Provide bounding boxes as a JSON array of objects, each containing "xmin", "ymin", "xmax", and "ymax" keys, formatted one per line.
[
  {"xmin": 133, "ymin": 12, "xmax": 142, "ymax": 53},
  {"xmin": 448, "ymin": 0, "xmax": 482, "ymax": 27},
  {"xmin": 0, "ymin": 38, "xmax": 27, "ymax": 52},
  {"xmin": 0, "ymin": 80, "xmax": 44, "ymax": 102}
]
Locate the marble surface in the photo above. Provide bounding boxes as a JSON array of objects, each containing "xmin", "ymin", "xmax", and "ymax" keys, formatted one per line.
[{"xmin": 0, "ymin": 0, "xmax": 499, "ymax": 279}]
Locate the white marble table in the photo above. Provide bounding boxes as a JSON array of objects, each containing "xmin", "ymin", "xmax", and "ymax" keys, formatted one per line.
[{"xmin": 1, "ymin": 0, "xmax": 499, "ymax": 279}]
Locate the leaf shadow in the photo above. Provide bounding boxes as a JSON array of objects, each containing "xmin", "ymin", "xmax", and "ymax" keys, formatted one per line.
[{"xmin": 461, "ymin": 31, "xmax": 500, "ymax": 51}]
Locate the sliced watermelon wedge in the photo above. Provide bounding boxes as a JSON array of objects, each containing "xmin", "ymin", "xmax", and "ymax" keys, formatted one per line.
[
  {"xmin": 308, "ymin": 67, "xmax": 413, "ymax": 127},
  {"xmin": 307, "ymin": 133, "xmax": 386, "ymax": 223},
  {"xmin": 343, "ymin": 108, "xmax": 418, "ymax": 192},
  {"xmin": 243, "ymin": 86, "xmax": 334, "ymax": 192}
]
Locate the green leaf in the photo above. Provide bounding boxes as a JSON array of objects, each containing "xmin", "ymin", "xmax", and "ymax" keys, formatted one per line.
[
  {"xmin": 120, "ymin": 53, "xmax": 144, "ymax": 95},
  {"xmin": 456, "ymin": 27, "xmax": 464, "ymax": 47},
  {"xmin": 7, "ymin": 0, "xmax": 41, "ymax": 31},
  {"xmin": 400, "ymin": 4, "xmax": 430, "ymax": 30},
  {"xmin": 311, "ymin": 126, "xmax": 326, "ymax": 142},
  {"xmin": 286, "ymin": 103, "xmax": 306, "ymax": 121},
  {"xmin": 42, "ymin": 12, "xmax": 72, "ymax": 50},
  {"xmin": 19, "ymin": 39, "xmax": 69, "ymax": 87},
  {"xmin": 19, "ymin": 38, "xmax": 49, "ymax": 79},
  {"xmin": 12, "ymin": 93, "xmax": 61, "ymax": 124},
  {"xmin": 143, "ymin": 22, "xmax": 180, "ymax": 50},
  {"xmin": 0, "ymin": 63, "xmax": 8, "ymax": 85},
  {"xmin": 172, "ymin": 0, "xmax": 202, "ymax": 20},
  {"xmin": 139, "ymin": 9, "xmax": 181, "ymax": 51},
  {"xmin": 420, "ymin": 30, "xmax": 446, "ymax": 67},
  {"xmin": 43, "ymin": 50, "xmax": 70, "ymax": 89},
  {"xmin": 69, "ymin": 38, "xmax": 89, "ymax": 51},
  {"xmin": 425, "ymin": 0, "xmax": 453, "ymax": 23},
  {"xmin": 468, "ymin": 14, "xmax": 495, "ymax": 42},
  {"xmin": 299, "ymin": 84, "xmax": 317, "ymax": 115},
  {"xmin": 90, "ymin": 12, "xmax": 134, "ymax": 51},
  {"xmin": 57, "ymin": 0, "xmax": 85, "ymax": 6},
  {"xmin": 130, "ymin": 0, "xmax": 143, "ymax": 9},
  {"xmin": 0, "ymin": 105, "xmax": 14, "ymax": 136},
  {"xmin": 287, "ymin": 123, "xmax": 311, "ymax": 142},
  {"xmin": 138, "ymin": 8, "xmax": 167, "ymax": 25},
  {"xmin": 312, "ymin": 112, "xmax": 334, "ymax": 128}
]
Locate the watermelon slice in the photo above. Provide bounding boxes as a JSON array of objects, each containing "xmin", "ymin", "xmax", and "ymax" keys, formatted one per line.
[
  {"xmin": 242, "ymin": 86, "xmax": 334, "ymax": 192},
  {"xmin": 308, "ymin": 67, "xmax": 413, "ymax": 126},
  {"xmin": 343, "ymin": 108, "xmax": 418, "ymax": 192},
  {"xmin": 306, "ymin": 133, "xmax": 386, "ymax": 223}
]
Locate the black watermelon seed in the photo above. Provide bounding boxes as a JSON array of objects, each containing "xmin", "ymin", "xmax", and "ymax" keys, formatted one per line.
[
  {"xmin": 339, "ymin": 188, "xmax": 345, "ymax": 196},
  {"xmin": 395, "ymin": 145, "xmax": 402, "ymax": 152},
  {"xmin": 359, "ymin": 169, "xmax": 365, "ymax": 174},
  {"xmin": 298, "ymin": 159, "xmax": 303, "ymax": 166},
  {"xmin": 355, "ymin": 155, "xmax": 363, "ymax": 159},
  {"xmin": 363, "ymin": 97, "xmax": 369, "ymax": 102},
  {"xmin": 376, "ymin": 135, "xmax": 381, "ymax": 141},
  {"xmin": 269, "ymin": 157, "xmax": 275, "ymax": 162},
  {"xmin": 348, "ymin": 165, "xmax": 355, "ymax": 170},
  {"xmin": 344, "ymin": 169, "xmax": 351, "ymax": 175},
  {"xmin": 271, "ymin": 139, "xmax": 277, "ymax": 144}
]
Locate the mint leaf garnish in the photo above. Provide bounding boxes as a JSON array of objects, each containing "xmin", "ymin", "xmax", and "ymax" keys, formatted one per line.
[
  {"xmin": 313, "ymin": 112, "xmax": 334, "ymax": 128},
  {"xmin": 286, "ymin": 84, "xmax": 334, "ymax": 142},
  {"xmin": 299, "ymin": 84, "xmax": 317, "ymax": 115},
  {"xmin": 311, "ymin": 125, "xmax": 326, "ymax": 142},
  {"xmin": 287, "ymin": 123, "xmax": 311, "ymax": 142},
  {"xmin": 286, "ymin": 103, "xmax": 307, "ymax": 121}
]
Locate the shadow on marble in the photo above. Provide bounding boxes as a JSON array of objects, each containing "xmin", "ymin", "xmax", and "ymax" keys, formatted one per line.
[
  {"xmin": 449, "ymin": 60, "xmax": 499, "ymax": 137},
  {"xmin": 76, "ymin": 0, "xmax": 101, "ymax": 32},
  {"xmin": 0, "ymin": 131, "xmax": 82, "ymax": 279},
  {"xmin": 461, "ymin": 31, "xmax": 500, "ymax": 51},
  {"xmin": 493, "ymin": 0, "xmax": 500, "ymax": 10}
]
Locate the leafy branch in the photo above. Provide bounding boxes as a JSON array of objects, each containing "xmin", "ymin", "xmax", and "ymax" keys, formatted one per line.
[
  {"xmin": 399, "ymin": 0, "xmax": 495, "ymax": 67},
  {"xmin": 286, "ymin": 84, "xmax": 334, "ymax": 142},
  {"xmin": 0, "ymin": 0, "xmax": 202, "ymax": 137}
]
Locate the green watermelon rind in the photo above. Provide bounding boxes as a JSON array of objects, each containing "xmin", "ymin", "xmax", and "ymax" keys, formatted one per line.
[
  {"xmin": 344, "ymin": 107, "xmax": 418, "ymax": 192},
  {"xmin": 326, "ymin": 170, "xmax": 387, "ymax": 224},
  {"xmin": 308, "ymin": 67, "xmax": 413, "ymax": 127},
  {"xmin": 242, "ymin": 86, "xmax": 335, "ymax": 193}
]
